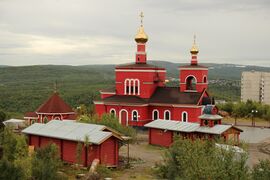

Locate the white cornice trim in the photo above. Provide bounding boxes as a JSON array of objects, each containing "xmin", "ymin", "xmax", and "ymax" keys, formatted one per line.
[
  {"xmin": 115, "ymin": 69, "xmax": 166, "ymax": 73},
  {"xmin": 100, "ymin": 92, "xmax": 116, "ymax": 95},
  {"xmin": 178, "ymin": 68, "xmax": 208, "ymax": 70},
  {"xmin": 36, "ymin": 112, "xmax": 75, "ymax": 115},
  {"xmin": 93, "ymin": 101, "xmax": 104, "ymax": 105}
]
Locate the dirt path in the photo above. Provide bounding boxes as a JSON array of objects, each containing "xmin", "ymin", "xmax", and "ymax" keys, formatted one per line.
[
  {"xmin": 113, "ymin": 133, "xmax": 164, "ymax": 180},
  {"xmin": 247, "ymin": 137, "xmax": 270, "ymax": 167}
]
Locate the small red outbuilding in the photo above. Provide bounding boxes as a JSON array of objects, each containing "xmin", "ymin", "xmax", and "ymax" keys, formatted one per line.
[
  {"xmin": 145, "ymin": 119, "xmax": 242, "ymax": 147},
  {"xmin": 22, "ymin": 120, "xmax": 123, "ymax": 167}
]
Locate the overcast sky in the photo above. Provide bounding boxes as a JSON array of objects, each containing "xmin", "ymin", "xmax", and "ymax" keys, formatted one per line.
[{"xmin": 0, "ymin": 0, "xmax": 269, "ymax": 66}]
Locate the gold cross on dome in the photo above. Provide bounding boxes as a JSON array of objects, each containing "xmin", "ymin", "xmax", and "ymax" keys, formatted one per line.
[
  {"xmin": 140, "ymin": 12, "xmax": 144, "ymax": 26},
  {"xmin": 54, "ymin": 81, "xmax": 57, "ymax": 93},
  {"xmin": 193, "ymin": 34, "xmax": 196, "ymax": 44}
]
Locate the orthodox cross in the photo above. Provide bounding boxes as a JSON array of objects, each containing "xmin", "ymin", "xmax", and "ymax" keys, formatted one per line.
[{"xmin": 140, "ymin": 12, "xmax": 144, "ymax": 26}]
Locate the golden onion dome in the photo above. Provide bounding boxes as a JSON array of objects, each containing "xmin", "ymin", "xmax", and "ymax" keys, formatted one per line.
[
  {"xmin": 190, "ymin": 44, "xmax": 199, "ymax": 54},
  {"xmin": 135, "ymin": 12, "xmax": 148, "ymax": 43},
  {"xmin": 190, "ymin": 35, "xmax": 199, "ymax": 54},
  {"xmin": 135, "ymin": 26, "xmax": 148, "ymax": 43}
]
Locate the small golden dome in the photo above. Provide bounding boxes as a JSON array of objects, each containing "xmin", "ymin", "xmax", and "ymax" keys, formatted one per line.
[
  {"xmin": 135, "ymin": 26, "xmax": 148, "ymax": 43},
  {"xmin": 190, "ymin": 35, "xmax": 199, "ymax": 54}
]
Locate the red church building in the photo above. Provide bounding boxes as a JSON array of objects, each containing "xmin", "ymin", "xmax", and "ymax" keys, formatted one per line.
[
  {"xmin": 94, "ymin": 14, "xmax": 213, "ymax": 127},
  {"xmin": 24, "ymin": 92, "xmax": 76, "ymax": 124}
]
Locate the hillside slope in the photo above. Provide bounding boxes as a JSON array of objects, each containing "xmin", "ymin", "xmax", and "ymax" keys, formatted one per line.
[{"xmin": 0, "ymin": 61, "xmax": 269, "ymax": 115}]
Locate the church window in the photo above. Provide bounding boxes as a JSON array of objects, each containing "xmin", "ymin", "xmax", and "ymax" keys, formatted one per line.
[
  {"xmin": 54, "ymin": 117, "xmax": 60, "ymax": 120},
  {"xmin": 152, "ymin": 110, "xmax": 159, "ymax": 120},
  {"xmin": 110, "ymin": 109, "xmax": 116, "ymax": 117},
  {"xmin": 135, "ymin": 86, "xmax": 138, "ymax": 94},
  {"xmin": 132, "ymin": 110, "xmax": 138, "ymax": 121},
  {"xmin": 186, "ymin": 76, "xmax": 197, "ymax": 90},
  {"xmin": 164, "ymin": 110, "xmax": 171, "ymax": 120},
  {"xmin": 43, "ymin": 117, "xmax": 48, "ymax": 124},
  {"xmin": 124, "ymin": 79, "xmax": 140, "ymax": 95},
  {"xmin": 203, "ymin": 76, "xmax": 207, "ymax": 83},
  {"xmin": 182, "ymin": 111, "xmax": 188, "ymax": 122}
]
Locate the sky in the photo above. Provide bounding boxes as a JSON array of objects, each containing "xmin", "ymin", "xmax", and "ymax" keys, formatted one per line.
[{"xmin": 0, "ymin": 0, "xmax": 269, "ymax": 66}]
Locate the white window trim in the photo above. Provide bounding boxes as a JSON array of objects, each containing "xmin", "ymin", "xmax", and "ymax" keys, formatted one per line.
[
  {"xmin": 124, "ymin": 78, "xmax": 140, "ymax": 95},
  {"xmin": 119, "ymin": 109, "xmax": 129, "ymax": 126},
  {"xmin": 202, "ymin": 75, "xmax": 207, "ymax": 83},
  {"xmin": 164, "ymin": 110, "xmax": 171, "ymax": 120},
  {"xmin": 131, "ymin": 110, "xmax": 139, "ymax": 121},
  {"xmin": 54, "ymin": 117, "xmax": 60, "ymax": 120},
  {"xmin": 109, "ymin": 108, "xmax": 116, "ymax": 116},
  {"xmin": 185, "ymin": 75, "xmax": 197, "ymax": 83},
  {"xmin": 182, "ymin": 111, "xmax": 188, "ymax": 122},
  {"xmin": 152, "ymin": 109, "xmax": 159, "ymax": 120}
]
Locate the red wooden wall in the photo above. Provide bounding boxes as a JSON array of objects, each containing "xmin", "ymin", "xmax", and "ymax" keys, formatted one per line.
[{"xmin": 149, "ymin": 128, "xmax": 173, "ymax": 147}]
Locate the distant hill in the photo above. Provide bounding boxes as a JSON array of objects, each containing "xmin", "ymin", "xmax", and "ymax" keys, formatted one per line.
[
  {"xmin": 0, "ymin": 61, "xmax": 270, "ymax": 115},
  {"xmin": 147, "ymin": 61, "xmax": 270, "ymax": 80}
]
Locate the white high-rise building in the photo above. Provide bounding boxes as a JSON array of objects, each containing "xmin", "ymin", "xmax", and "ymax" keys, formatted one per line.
[{"xmin": 241, "ymin": 71, "xmax": 270, "ymax": 104}]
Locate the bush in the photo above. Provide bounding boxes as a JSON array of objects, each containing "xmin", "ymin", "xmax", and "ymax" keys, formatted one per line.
[
  {"xmin": 252, "ymin": 159, "xmax": 270, "ymax": 180},
  {"xmin": 155, "ymin": 137, "xmax": 249, "ymax": 179},
  {"xmin": 32, "ymin": 144, "xmax": 62, "ymax": 180}
]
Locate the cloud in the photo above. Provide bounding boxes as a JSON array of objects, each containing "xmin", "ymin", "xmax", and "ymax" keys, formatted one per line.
[{"xmin": 0, "ymin": 0, "xmax": 269, "ymax": 66}]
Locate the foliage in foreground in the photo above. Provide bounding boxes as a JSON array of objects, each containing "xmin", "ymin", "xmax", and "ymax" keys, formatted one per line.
[
  {"xmin": 252, "ymin": 159, "xmax": 270, "ymax": 180},
  {"xmin": 78, "ymin": 114, "xmax": 137, "ymax": 141},
  {"xmin": 0, "ymin": 128, "xmax": 64, "ymax": 180},
  {"xmin": 155, "ymin": 137, "xmax": 251, "ymax": 180},
  {"xmin": 0, "ymin": 128, "xmax": 31, "ymax": 179},
  {"xmin": 32, "ymin": 144, "xmax": 62, "ymax": 180}
]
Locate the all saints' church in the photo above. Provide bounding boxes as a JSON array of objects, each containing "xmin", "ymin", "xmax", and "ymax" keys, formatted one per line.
[{"xmin": 94, "ymin": 13, "xmax": 213, "ymax": 127}]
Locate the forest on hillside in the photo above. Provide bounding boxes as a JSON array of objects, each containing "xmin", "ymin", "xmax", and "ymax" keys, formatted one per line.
[{"xmin": 0, "ymin": 61, "xmax": 269, "ymax": 117}]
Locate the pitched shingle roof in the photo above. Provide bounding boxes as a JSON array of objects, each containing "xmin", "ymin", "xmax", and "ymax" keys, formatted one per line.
[
  {"xmin": 100, "ymin": 87, "xmax": 203, "ymax": 105},
  {"xmin": 149, "ymin": 87, "xmax": 202, "ymax": 105},
  {"xmin": 103, "ymin": 95, "xmax": 148, "ymax": 105},
  {"xmin": 36, "ymin": 93, "xmax": 74, "ymax": 114}
]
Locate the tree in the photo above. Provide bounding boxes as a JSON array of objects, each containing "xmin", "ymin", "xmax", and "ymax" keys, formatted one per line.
[
  {"xmin": 0, "ymin": 128, "xmax": 31, "ymax": 180},
  {"xmin": 31, "ymin": 144, "xmax": 62, "ymax": 180},
  {"xmin": 155, "ymin": 137, "xmax": 249, "ymax": 180},
  {"xmin": 0, "ymin": 111, "xmax": 6, "ymax": 130},
  {"xmin": 252, "ymin": 159, "xmax": 270, "ymax": 180},
  {"xmin": 76, "ymin": 142, "xmax": 83, "ymax": 165}
]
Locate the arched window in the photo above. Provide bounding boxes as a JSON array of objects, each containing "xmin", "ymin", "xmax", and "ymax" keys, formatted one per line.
[
  {"xmin": 164, "ymin": 110, "xmax": 171, "ymax": 120},
  {"xmin": 54, "ymin": 117, "xmax": 60, "ymax": 120},
  {"xmin": 132, "ymin": 110, "xmax": 138, "ymax": 121},
  {"xmin": 43, "ymin": 116, "xmax": 48, "ymax": 124},
  {"xmin": 186, "ymin": 76, "xmax": 197, "ymax": 90},
  {"xmin": 124, "ymin": 79, "xmax": 140, "ymax": 95},
  {"xmin": 203, "ymin": 76, "xmax": 207, "ymax": 83},
  {"xmin": 152, "ymin": 110, "xmax": 159, "ymax": 120},
  {"xmin": 110, "ymin": 108, "xmax": 116, "ymax": 117},
  {"xmin": 182, "ymin": 112, "xmax": 188, "ymax": 122}
]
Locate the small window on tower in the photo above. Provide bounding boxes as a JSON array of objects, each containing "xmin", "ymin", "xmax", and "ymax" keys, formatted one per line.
[
  {"xmin": 126, "ymin": 86, "xmax": 129, "ymax": 94},
  {"xmin": 138, "ymin": 57, "xmax": 140, "ymax": 62},
  {"xmin": 131, "ymin": 86, "xmax": 134, "ymax": 94}
]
